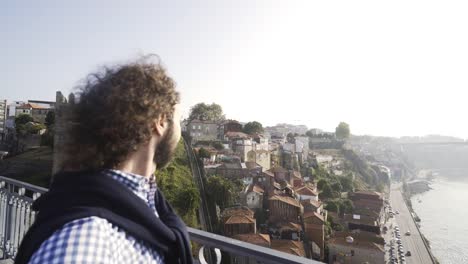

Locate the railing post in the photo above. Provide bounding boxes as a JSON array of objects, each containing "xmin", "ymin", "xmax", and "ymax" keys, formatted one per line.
[{"xmin": 0, "ymin": 184, "xmax": 7, "ymax": 259}]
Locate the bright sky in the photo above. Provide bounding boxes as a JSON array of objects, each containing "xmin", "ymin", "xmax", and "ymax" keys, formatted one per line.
[{"xmin": 1, "ymin": 1, "xmax": 467, "ymax": 138}]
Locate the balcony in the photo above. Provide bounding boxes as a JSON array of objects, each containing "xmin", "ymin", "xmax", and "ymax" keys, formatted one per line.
[{"xmin": 0, "ymin": 176, "xmax": 321, "ymax": 264}]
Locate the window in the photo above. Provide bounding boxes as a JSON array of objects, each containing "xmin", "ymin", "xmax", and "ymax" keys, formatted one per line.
[{"xmin": 192, "ymin": 125, "xmax": 196, "ymax": 129}]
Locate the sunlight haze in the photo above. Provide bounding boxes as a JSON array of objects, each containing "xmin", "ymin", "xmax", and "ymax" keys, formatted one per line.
[{"xmin": 2, "ymin": 0, "xmax": 467, "ymax": 138}]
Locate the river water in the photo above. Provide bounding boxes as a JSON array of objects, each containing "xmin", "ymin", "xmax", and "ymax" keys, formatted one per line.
[{"xmin": 411, "ymin": 173, "xmax": 468, "ymax": 264}]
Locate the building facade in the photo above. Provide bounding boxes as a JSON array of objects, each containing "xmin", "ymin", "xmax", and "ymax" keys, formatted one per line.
[{"xmin": 0, "ymin": 100, "xmax": 6, "ymax": 140}]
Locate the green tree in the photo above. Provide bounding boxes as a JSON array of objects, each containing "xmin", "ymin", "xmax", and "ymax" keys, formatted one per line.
[
  {"xmin": 26, "ymin": 123, "xmax": 46, "ymax": 134},
  {"xmin": 317, "ymin": 179, "xmax": 328, "ymax": 191},
  {"xmin": 376, "ymin": 183, "xmax": 385, "ymax": 193},
  {"xmin": 197, "ymin": 147, "xmax": 211, "ymax": 159},
  {"xmin": 335, "ymin": 122, "xmax": 350, "ymax": 140},
  {"xmin": 156, "ymin": 140, "xmax": 200, "ymax": 227},
  {"xmin": 314, "ymin": 165, "xmax": 329, "ymax": 179},
  {"xmin": 188, "ymin": 103, "xmax": 225, "ymax": 121},
  {"xmin": 206, "ymin": 175, "xmax": 239, "ymax": 210},
  {"xmin": 341, "ymin": 199, "xmax": 354, "ymax": 214},
  {"xmin": 243, "ymin": 121, "xmax": 264, "ymax": 135},
  {"xmin": 212, "ymin": 141, "xmax": 224, "ymax": 150},
  {"xmin": 325, "ymin": 201, "xmax": 339, "ymax": 212},
  {"xmin": 45, "ymin": 111, "xmax": 55, "ymax": 127},
  {"xmin": 339, "ymin": 174, "xmax": 354, "ymax": 192},
  {"xmin": 331, "ymin": 181, "xmax": 343, "ymax": 195},
  {"xmin": 320, "ymin": 182, "xmax": 334, "ymax": 199}
]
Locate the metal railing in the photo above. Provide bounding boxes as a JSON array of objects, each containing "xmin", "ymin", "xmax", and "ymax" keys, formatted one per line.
[
  {"xmin": 0, "ymin": 176, "xmax": 321, "ymax": 263},
  {"xmin": 0, "ymin": 176, "xmax": 46, "ymax": 260}
]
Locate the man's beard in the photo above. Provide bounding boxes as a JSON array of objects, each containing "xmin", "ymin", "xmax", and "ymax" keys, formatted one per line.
[{"xmin": 153, "ymin": 122, "xmax": 178, "ymax": 169}]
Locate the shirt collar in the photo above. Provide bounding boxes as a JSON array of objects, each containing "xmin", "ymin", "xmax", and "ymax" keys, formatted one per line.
[{"xmin": 103, "ymin": 169, "xmax": 157, "ymax": 204}]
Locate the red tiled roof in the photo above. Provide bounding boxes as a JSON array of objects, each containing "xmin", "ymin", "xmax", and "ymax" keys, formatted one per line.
[
  {"xmin": 303, "ymin": 211, "xmax": 325, "ymax": 222},
  {"xmin": 271, "ymin": 240, "xmax": 306, "ymax": 257},
  {"xmin": 247, "ymin": 184, "xmax": 264, "ymax": 194},
  {"xmin": 225, "ymin": 131, "xmax": 251, "ymax": 139},
  {"xmin": 28, "ymin": 103, "xmax": 49, "ymax": 109},
  {"xmin": 269, "ymin": 195, "xmax": 301, "ymax": 208},
  {"xmin": 225, "ymin": 215, "xmax": 256, "ymax": 225},
  {"xmin": 279, "ymin": 222, "xmax": 302, "ymax": 231},
  {"xmin": 295, "ymin": 186, "xmax": 318, "ymax": 196},
  {"xmin": 232, "ymin": 233, "xmax": 271, "ymax": 247},
  {"xmin": 301, "ymin": 199, "xmax": 322, "ymax": 209},
  {"xmin": 16, "ymin": 103, "xmax": 33, "ymax": 109},
  {"xmin": 221, "ymin": 206, "xmax": 255, "ymax": 218}
]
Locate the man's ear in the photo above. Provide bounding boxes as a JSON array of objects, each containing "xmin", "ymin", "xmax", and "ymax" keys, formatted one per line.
[{"xmin": 152, "ymin": 114, "xmax": 168, "ymax": 137}]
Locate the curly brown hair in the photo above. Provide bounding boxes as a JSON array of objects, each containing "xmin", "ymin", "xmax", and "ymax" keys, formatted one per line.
[{"xmin": 61, "ymin": 56, "xmax": 180, "ymax": 171}]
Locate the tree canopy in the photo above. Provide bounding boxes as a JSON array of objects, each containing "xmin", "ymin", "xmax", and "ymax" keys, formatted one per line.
[
  {"xmin": 15, "ymin": 114, "xmax": 33, "ymax": 126},
  {"xmin": 206, "ymin": 175, "xmax": 242, "ymax": 210},
  {"xmin": 156, "ymin": 140, "xmax": 200, "ymax": 227},
  {"xmin": 188, "ymin": 103, "xmax": 225, "ymax": 122},
  {"xmin": 335, "ymin": 122, "xmax": 350, "ymax": 139},
  {"xmin": 243, "ymin": 121, "xmax": 264, "ymax": 135},
  {"xmin": 45, "ymin": 111, "xmax": 55, "ymax": 127}
]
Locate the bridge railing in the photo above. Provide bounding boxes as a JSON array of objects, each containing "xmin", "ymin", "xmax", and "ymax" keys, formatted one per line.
[
  {"xmin": 0, "ymin": 176, "xmax": 321, "ymax": 264},
  {"xmin": 0, "ymin": 176, "xmax": 46, "ymax": 260}
]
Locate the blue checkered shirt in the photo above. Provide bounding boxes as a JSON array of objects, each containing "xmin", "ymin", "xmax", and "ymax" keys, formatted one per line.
[{"xmin": 28, "ymin": 170, "xmax": 164, "ymax": 264}]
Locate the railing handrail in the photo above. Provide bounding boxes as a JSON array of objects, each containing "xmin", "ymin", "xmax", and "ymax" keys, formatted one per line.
[
  {"xmin": 1, "ymin": 176, "xmax": 323, "ymax": 263},
  {"xmin": 188, "ymin": 227, "xmax": 321, "ymax": 264},
  {"xmin": 0, "ymin": 176, "xmax": 47, "ymax": 194}
]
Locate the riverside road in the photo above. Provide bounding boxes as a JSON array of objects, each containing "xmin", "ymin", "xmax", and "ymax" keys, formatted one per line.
[{"xmin": 389, "ymin": 184, "xmax": 434, "ymax": 264}]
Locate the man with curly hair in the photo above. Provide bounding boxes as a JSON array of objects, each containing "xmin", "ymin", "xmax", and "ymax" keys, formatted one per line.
[{"xmin": 15, "ymin": 57, "xmax": 192, "ymax": 264}]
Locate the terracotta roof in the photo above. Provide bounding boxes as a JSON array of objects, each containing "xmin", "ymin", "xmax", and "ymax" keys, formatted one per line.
[
  {"xmin": 221, "ymin": 206, "xmax": 255, "ymax": 218},
  {"xmin": 301, "ymin": 199, "xmax": 322, "ymax": 209},
  {"xmin": 232, "ymin": 233, "xmax": 271, "ymax": 247},
  {"xmin": 271, "ymin": 240, "xmax": 306, "ymax": 257},
  {"xmin": 16, "ymin": 103, "xmax": 33, "ymax": 109},
  {"xmin": 279, "ymin": 222, "xmax": 302, "ymax": 231},
  {"xmin": 295, "ymin": 186, "xmax": 318, "ymax": 196},
  {"xmin": 28, "ymin": 103, "xmax": 49, "ymax": 109},
  {"xmin": 303, "ymin": 211, "xmax": 325, "ymax": 223},
  {"xmin": 247, "ymin": 184, "xmax": 265, "ymax": 194},
  {"xmin": 269, "ymin": 195, "xmax": 301, "ymax": 208},
  {"xmin": 225, "ymin": 215, "xmax": 256, "ymax": 225},
  {"xmin": 225, "ymin": 131, "xmax": 251, "ymax": 139}
]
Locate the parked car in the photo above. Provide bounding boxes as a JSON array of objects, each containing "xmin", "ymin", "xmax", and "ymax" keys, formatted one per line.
[
  {"xmin": 405, "ymin": 231, "xmax": 411, "ymax": 236},
  {"xmin": 406, "ymin": 251, "xmax": 412, "ymax": 256}
]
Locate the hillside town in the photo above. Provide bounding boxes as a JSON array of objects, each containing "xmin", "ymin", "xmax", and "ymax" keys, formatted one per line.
[
  {"xmin": 179, "ymin": 103, "xmax": 395, "ymax": 263},
  {"xmin": 1, "ymin": 98, "xmax": 408, "ymax": 264}
]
